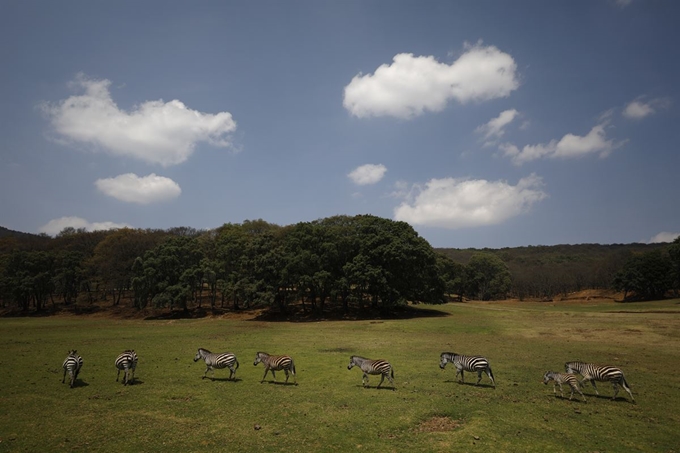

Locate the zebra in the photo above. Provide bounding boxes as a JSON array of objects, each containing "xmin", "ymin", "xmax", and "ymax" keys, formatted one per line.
[
  {"xmin": 565, "ymin": 361, "xmax": 635, "ymax": 402},
  {"xmin": 194, "ymin": 348, "xmax": 239, "ymax": 380},
  {"xmin": 115, "ymin": 350, "xmax": 138, "ymax": 385},
  {"xmin": 253, "ymin": 352, "xmax": 297, "ymax": 384},
  {"xmin": 543, "ymin": 371, "xmax": 586, "ymax": 402},
  {"xmin": 347, "ymin": 356, "xmax": 395, "ymax": 389},
  {"xmin": 62, "ymin": 350, "xmax": 83, "ymax": 388},
  {"xmin": 439, "ymin": 352, "xmax": 496, "ymax": 388}
]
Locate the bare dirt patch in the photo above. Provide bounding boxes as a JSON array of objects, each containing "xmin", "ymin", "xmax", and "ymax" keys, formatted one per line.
[{"xmin": 416, "ymin": 416, "xmax": 463, "ymax": 433}]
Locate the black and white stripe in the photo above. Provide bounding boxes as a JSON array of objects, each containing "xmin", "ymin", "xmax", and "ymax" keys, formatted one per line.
[
  {"xmin": 439, "ymin": 352, "xmax": 496, "ymax": 387},
  {"xmin": 543, "ymin": 371, "xmax": 586, "ymax": 402},
  {"xmin": 565, "ymin": 361, "xmax": 634, "ymax": 402},
  {"xmin": 347, "ymin": 356, "xmax": 395, "ymax": 389},
  {"xmin": 115, "ymin": 350, "xmax": 138, "ymax": 385},
  {"xmin": 253, "ymin": 352, "xmax": 296, "ymax": 384},
  {"xmin": 62, "ymin": 350, "xmax": 83, "ymax": 388},
  {"xmin": 194, "ymin": 348, "xmax": 239, "ymax": 380}
]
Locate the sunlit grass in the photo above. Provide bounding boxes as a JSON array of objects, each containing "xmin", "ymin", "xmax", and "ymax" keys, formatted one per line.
[{"xmin": 1, "ymin": 299, "xmax": 679, "ymax": 452}]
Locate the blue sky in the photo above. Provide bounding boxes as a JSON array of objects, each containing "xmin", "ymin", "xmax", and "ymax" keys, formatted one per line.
[{"xmin": 1, "ymin": 0, "xmax": 679, "ymax": 248}]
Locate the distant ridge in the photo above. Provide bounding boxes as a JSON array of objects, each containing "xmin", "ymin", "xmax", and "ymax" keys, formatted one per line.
[{"xmin": 0, "ymin": 226, "xmax": 43, "ymax": 240}]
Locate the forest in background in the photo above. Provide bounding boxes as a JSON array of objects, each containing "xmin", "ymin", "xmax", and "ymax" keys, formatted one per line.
[{"xmin": 1, "ymin": 216, "xmax": 679, "ymax": 316}]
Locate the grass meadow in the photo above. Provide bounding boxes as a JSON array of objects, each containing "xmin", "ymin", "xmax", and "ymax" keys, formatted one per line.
[{"xmin": 1, "ymin": 299, "xmax": 679, "ymax": 452}]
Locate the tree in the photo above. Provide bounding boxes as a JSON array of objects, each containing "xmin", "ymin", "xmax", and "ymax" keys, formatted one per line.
[
  {"xmin": 466, "ymin": 253, "xmax": 511, "ymax": 300},
  {"xmin": 668, "ymin": 236, "xmax": 680, "ymax": 296},
  {"xmin": 613, "ymin": 249, "xmax": 672, "ymax": 300}
]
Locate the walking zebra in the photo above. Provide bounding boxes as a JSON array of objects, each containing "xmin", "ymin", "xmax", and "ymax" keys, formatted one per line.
[
  {"xmin": 439, "ymin": 352, "xmax": 496, "ymax": 388},
  {"xmin": 194, "ymin": 348, "xmax": 239, "ymax": 380},
  {"xmin": 565, "ymin": 361, "xmax": 634, "ymax": 402},
  {"xmin": 62, "ymin": 350, "xmax": 83, "ymax": 388},
  {"xmin": 253, "ymin": 352, "xmax": 296, "ymax": 384},
  {"xmin": 347, "ymin": 356, "xmax": 395, "ymax": 389},
  {"xmin": 543, "ymin": 371, "xmax": 586, "ymax": 402},
  {"xmin": 115, "ymin": 350, "xmax": 138, "ymax": 385}
]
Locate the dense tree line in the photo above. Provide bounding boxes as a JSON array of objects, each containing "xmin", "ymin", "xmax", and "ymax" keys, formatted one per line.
[{"xmin": 1, "ymin": 219, "xmax": 678, "ymax": 314}]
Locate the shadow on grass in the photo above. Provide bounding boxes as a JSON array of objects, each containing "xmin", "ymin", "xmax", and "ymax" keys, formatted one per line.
[
  {"xmin": 119, "ymin": 380, "xmax": 144, "ymax": 386},
  {"xmin": 443, "ymin": 380, "xmax": 496, "ymax": 389},
  {"xmin": 355, "ymin": 384, "xmax": 397, "ymax": 391},
  {"xmin": 202, "ymin": 377, "xmax": 242, "ymax": 383},
  {"xmin": 69, "ymin": 380, "xmax": 89, "ymax": 388},
  {"xmin": 252, "ymin": 304, "xmax": 450, "ymax": 322},
  {"xmin": 261, "ymin": 381, "xmax": 298, "ymax": 386},
  {"xmin": 585, "ymin": 393, "xmax": 636, "ymax": 404}
]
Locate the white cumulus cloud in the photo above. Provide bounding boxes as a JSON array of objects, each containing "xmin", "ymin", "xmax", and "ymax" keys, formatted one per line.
[
  {"xmin": 41, "ymin": 73, "xmax": 237, "ymax": 166},
  {"xmin": 393, "ymin": 174, "xmax": 547, "ymax": 229},
  {"xmin": 95, "ymin": 173, "xmax": 182, "ymax": 204},
  {"xmin": 343, "ymin": 43, "xmax": 519, "ymax": 119},
  {"xmin": 348, "ymin": 164, "xmax": 387, "ymax": 185},
  {"xmin": 499, "ymin": 123, "xmax": 624, "ymax": 165},
  {"xmin": 647, "ymin": 232, "xmax": 680, "ymax": 243},
  {"xmin": 475, "ymin": 109, "xmax": 519, "ymax": 146},
  {"xmin": 39, "ymin": 216, "xmax": 131, "ymax": 236},
  {"xmin": 622, "ymin": 97, "xmax": 670, "ymax": 120}
]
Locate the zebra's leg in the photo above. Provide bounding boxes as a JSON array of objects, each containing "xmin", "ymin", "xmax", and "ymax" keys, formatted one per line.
[
  {"xmin": 588, "ymin": 379, "xmax": 600, "ymax": 395},
  {"xmin": 284, "ymin": 369, "xmax": 290, "ymax": 384},
  {"xmin": 486, "ymin": 369, "xmax": 496, "ymax": 387},
  {"xmin": 116, "ymin": 368, "xmax": 121, "ymax": 382},
  {"xmin": 62, "ymin": 368, "xmax": 67, "ymax": 384},
  {"xmin": 576, "ymin": 385, "xmax": 586, "ymax": 402},
  {"xmin": 611, "ymin": 382, "xmax": 619, "ymax": 400},
  {"xmin": 386, "ymin": 371, "xmax": 395, "ymax": 388},
  {"xmin": 557, "ymin": 382, "xmax": 565, "ymax": 398},
  {"xmin": 476, "ymin": 370, "xmax": 483, "ymax": 385},
  {"xmin": 362, "ymin": 373, "xmax": 368, "ymax": 387},
  {"xmin": 203, "ymin": 366, "xmax": 210, "ymax": 379},
  {"xmin": 457, "ymin": 369, "xmax": 465, "ymax": 384},
  {"xmin": 261, "ymin": 368, "xmax": 269, "ymax": 383},
  {"xmin": 271, "ymin": 369, "xmax": 277, "ymax": 382},
  {"xmin": 621, "ymin": 380, "xmax": 635, "ymax": 402},
  {"xmin": 228, "ymin": 366, "xmax": 235, "ymax": 380},
  {"xmin": 377, "ymin": 373, "xmax": 385, "ymax": 388}
]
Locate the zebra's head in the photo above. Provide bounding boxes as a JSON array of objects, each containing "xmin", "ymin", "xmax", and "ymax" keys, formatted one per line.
[
  {"xmin": 254, "ymin": 352, "xmax": 267, "ymax": 366},
  {"xmin": 194, "ymin": 348, "xmax": 207, "ymax": 362},
  {"xmin": 68, "ymin": 349, "xmax": 78, "ymax": 356},
  {"xmin": 543, "ymin": 371, "xmax": 556, "ymax": 385},
  {"xmin": 439, "ymin": 352, "xmax": 454, "ymax": 370},
  {"xmin": 347, "ymin": 356, "xmax": 357, "ymax": 370}
]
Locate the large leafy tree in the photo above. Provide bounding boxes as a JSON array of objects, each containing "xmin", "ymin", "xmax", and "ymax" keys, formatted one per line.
[
  {"xmin": 614, "ymin": 249, "xmax": 673, "ymax": 300},
  {"xmin": 466, "ymin": 252, "xmax": 511, "ymax": 301}
]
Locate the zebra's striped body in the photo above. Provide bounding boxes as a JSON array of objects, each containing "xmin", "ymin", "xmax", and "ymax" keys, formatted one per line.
[
  {"xmin": 115, "ymin": 350, "xmax": 138, "ymax": 385},
  {"xmin": 565, "ymin": 361, "xmax": 634, "ymax": 402},
  {"xmin": 62, "ymin": 350, "xmax": 83, "ymax": 388},
  {"xmin": 194, "ymin": 348, "xmax": 239, "ymax": 380},
  {"xmin": 347, "ymin": 356, "xmax": 395, "ymax": 389},
  {"xmin": 439, "ymin": 352, "xmax": 496, "ymax": 387},
  {"xmin": 253, "ymin": 352, "xmax": 296, "ymax": 384},
  {"xmin": 543, "ymin": 371, "xmax": 586, "ymax": 402}
]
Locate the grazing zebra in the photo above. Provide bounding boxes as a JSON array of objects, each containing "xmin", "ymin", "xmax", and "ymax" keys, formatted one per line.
[
  {"xmin": 115, "ymin": 350, "xmax": 138, "ymax": 385},
  {"xmin": 253, "ymin": 352, "xmax": 296, "ymax": 384},
  {"xmin": 565, "ymin": 361, "xmax": 635, "ymax": 402},
  {"xmin": 439, "ymin": 352, "xmax": 496, "ymax": 388},
  {"xmin": 543, "ymin": 371, "xmax": 586, "ymax": 402},
  {"xmin": 347, "ymin": 356, "xmax": 395, "ymax": 389},
  {"xmin": 194, "ymin": 348, "xmax": 239, "ymax": 380},
  {"xmin": 62, "ymin": 350, "xmax": 83, "ymax": 388}
]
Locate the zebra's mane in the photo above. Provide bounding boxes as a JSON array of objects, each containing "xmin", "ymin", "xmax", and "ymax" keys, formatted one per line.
[{"xmin": 198, "ymin": 347, "xmax": 211, "ymax": 353}]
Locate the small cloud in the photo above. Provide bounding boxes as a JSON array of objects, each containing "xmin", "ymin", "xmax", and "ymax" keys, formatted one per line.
[
  {"xmin": 95, "ymin": 173, "xmax": 181, "ymax": 204},
  {"xmin": 39, "ymin": 216, "xmax": 131, "ymax": 236},
  {"xmin": 343, "ymin": 42, "xmax": 519, "ymax": 119},
  {"xmin": 622, "ymin": 97, "xmax": 670, "ymax": 120},
  {"xmin": 393, "ymin": 174, "xmax": 547, "ymax": 229},
  {"xmin": 348, "ymin": 164, "xmax": 387, "ymax": 185},
  {"xmin": 475, "ymin": 109, "xmax": 519, "ymax": 146},
  {"xmin": 647, "ymin": 231, "xmax": 680, "ymax": 243},
  {"xmin": 41, "ymin": 73, "xmax": 237, "ymax": 166},
  {"xmin": 500, "ymin": 122, "xmax": 626, "ymax": 165}
]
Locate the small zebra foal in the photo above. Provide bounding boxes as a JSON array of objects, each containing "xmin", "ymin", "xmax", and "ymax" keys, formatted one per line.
[
  {"xmin": 347, "ymin": 356, "xmax": 395, "ymax": 389},
  {"xmin": 194, "ymin": 348, "xmax": 239, "ymax": 380},
  {"xmin": 439, "ymin": 352, "xmax": 496, "ymax": 388},
  {"xmin": 62, "ymin": 350, "xmax": 83, "ymax": 388},
  {"xmin": 565, "ymin": 361, "xmax": 635, "ymax": 402},
  {"xmin": 253, "ymin": 352, "xmax": 297, "ymax": 384},
  {"xmin": 543, "ymin": 371, "xmax": 586, "ymax": 402},
  {"xmin": 115, "ymin": 350, "xmax": 138, "ymax": 385}
]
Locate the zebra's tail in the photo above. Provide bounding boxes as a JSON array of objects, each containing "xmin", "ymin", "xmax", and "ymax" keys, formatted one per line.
[
  {"xmin": 488, "ymin": 365, "xmax": 496, "ymax": 386},
  {"xmin": 391, "ymin": 367, "xmax": 394, "ymax": 379},
  {"xmin": 235, "ymin": 359, "xmax": 240, "ymax": 370}
]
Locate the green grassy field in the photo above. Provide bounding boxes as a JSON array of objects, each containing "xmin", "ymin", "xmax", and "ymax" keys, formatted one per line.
[{"xmin": 1, "ymin": 299, "xmax": 679, "ymax": 452}]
